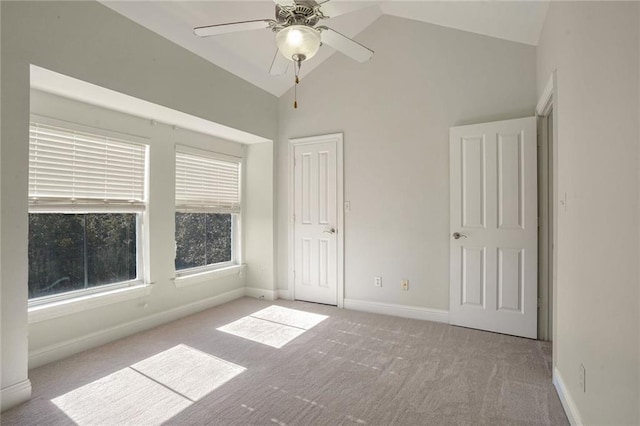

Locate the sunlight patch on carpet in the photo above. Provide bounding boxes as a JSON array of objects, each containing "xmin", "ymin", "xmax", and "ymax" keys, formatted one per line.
[
  {"xmin": 51, "ymin": 344, "xmax": 246, "ymax": 425},
  {"xmin": 132, "ymin": 344, "xmax": 245, "ymax": 401},
  {"xmin": 217, "ymin": 316, "xmax": 306, "ymax": 348},
  {"xmin": 217, "ymin": 305, "xmax": 328, "ymax": 348},
  {"xmin": 51, "ymin": 367, "xmax": 190, "ymax": 425},
  {"xmin": 251, "ymin": 305, "xmax": 328, "ymax": 330}
]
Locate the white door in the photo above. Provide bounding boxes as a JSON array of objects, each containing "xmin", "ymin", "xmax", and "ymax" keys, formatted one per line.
[
  {"xmin": 449, "ymin": 117, "xmax": 537, "ymax": 338},
  {"xmin": 292, "ymin": 136, "xmax": 340, "ymax": 305}
]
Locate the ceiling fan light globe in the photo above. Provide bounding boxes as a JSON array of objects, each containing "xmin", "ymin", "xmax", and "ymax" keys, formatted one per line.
[{"xmin": 276, "ymin": 25, "xmax": 321, "ymax": 62}]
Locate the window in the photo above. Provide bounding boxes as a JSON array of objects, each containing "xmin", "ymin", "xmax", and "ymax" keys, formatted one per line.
[
  {"xmin": 28, "ymin": 120, "xmax": 147, "ymax": 302},
  {"xmin": 175, "ymin": 213, "xmax": 232, "ymax": 269},
  {"xmin": 175, "ymin": 146, "xmax": 241, "ymax": 274}
]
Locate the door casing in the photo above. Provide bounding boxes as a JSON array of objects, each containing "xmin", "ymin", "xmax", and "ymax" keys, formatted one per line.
[
  {"xmin": 536, "ymin": 71, "xmax": 557, "ymax": 348},
  {"xmin": 288, "ymin": 133, "xmax": 344, "ymax": 307}
]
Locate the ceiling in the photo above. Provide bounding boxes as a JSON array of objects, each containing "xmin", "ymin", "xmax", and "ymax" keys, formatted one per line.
[{"xmin": 100, "ymin": 1, "xmax": 550, "ymax": 97}]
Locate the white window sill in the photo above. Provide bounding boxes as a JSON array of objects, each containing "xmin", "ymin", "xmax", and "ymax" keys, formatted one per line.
[
  {"xmin": 173, "ymin": 264, "xmax": 245, "ymax": 289},
  {"xmin": 28, "ymin": 283, "xmax": 151, "ymax": 324}
]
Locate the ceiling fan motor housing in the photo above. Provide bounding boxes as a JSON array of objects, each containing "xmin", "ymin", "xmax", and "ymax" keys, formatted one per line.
[{"xmin": 275, "ymin": 2, "xmax": 323, "ymax": 28}]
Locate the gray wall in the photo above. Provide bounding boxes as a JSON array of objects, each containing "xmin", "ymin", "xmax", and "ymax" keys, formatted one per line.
[
  {"xmin": 1, "ymin": 1, "xmax": 277, "ymax": 410},
  {"xmin": 537, "ymin": 2, "xmax": 640, "ymax": 424},
  {"xmin": 277, "ymin": 15, "xmax": 537, "ymax": 310},
  {"xmin": 244, "ymin": 141, "xmax": 277, "ymax": 295}
]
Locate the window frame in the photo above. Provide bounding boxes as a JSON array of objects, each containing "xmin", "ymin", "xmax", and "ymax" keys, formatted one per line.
[
  {"xmin": 174, "ymin": 145, "xmax": 242, "ymax": 279},
  {"xmin": 27, "ymin": 212, "xmax": 146, "ymax": 307},
  {"xmin": 174, "ymin": 213, "xmax": 239, "ymax": 277},
  {"xmin": 27, "ymin": 115, "xmax": 150, "ymax": 307}
]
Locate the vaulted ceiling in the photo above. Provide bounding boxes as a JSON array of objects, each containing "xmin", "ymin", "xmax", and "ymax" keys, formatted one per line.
[{"xmin": 100, "ymin": 1, "xmax": 550, "ymax": 97}]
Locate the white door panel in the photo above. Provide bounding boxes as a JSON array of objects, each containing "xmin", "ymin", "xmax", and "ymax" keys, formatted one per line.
[
  {"xmin": 294, "ymin": 141, "xmax": 337, "ymax": 305},
  {"xmin": 450, "ymin": 117, "xmax": 537, "ymax": 338}
]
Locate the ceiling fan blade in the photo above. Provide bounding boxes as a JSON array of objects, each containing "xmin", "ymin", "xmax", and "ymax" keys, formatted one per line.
[
  {"xmin": 269, "ymin": 49, "xmax": 290, "ymax": 75},
  {"xmin": 317, "ymin": 0, "xmax": 372, "ymax": 18},
  {"xmin": 194, "ymin": 20, "xmax": 274, "ymax": 37},
  {"xmin": 319, "ymin": 27, "xmax": 373, "ymax": 63}
]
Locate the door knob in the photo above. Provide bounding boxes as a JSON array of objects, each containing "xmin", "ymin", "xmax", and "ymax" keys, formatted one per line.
[
  {"xmin": 453, "ymin": 232, "xmax": 467, "ymax": 239},
  {"xmin": 323, "ymin": 227, "xmax": 336, "ymax": 234}
]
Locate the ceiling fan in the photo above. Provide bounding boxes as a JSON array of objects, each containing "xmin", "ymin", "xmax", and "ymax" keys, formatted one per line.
[{"xmin": 193, "ymin": 0, "xmax": 374, "ymax": 107}]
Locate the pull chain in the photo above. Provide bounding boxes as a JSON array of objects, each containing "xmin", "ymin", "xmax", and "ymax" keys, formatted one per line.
[{"xmin": 294, "ymin": 58, "xmax": 302, "ymax": 109}]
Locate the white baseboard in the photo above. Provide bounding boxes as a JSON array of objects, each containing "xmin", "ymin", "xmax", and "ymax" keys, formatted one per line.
[
  {"xmin": 343, "ymin": 298, "xmax": 449, "ymax": 323},
  {"xmin": 553, "ymin": 367, "xmax": 583, "ymax": 426},
  {"xmin": 1, "ymin": 379, "xmax": 32, "ymax": 412},
  {"xmin": 245, "ymin": 287, "xmax": 277, "ymax": 301},
  {"xmin": 29, "ymin": 287, "xmax": 246, "ymax": 369},
  {"xmin": 277, "ymin": 289, "xmax": 292, "ymax": 300}
]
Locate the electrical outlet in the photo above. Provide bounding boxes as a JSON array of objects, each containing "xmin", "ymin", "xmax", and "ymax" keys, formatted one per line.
[
  {"xmin": 401, "ymin": 279, "xmax": 409, "ymax": 291},
  {"xmin": 579, "ymin": 364, "xmax": 586, "ymax": 392},
  {"xmin": 374, "ymin": 276, "xmax": 382, "ymax": 287}
]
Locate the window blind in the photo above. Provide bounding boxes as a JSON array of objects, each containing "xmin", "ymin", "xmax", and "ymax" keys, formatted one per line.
[
  {"xmin": 29, "ymin": 122, "xmax": 147, "ymax": 211},
  {"xmin": 175, "ymin": 149, "xmax": 241, "ymax": 213}
]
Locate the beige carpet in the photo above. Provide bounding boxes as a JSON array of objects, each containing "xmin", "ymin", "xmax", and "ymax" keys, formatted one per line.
[{"xmin": 2, "ymin": 297, "xmax": 568, "ymax": 425}]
